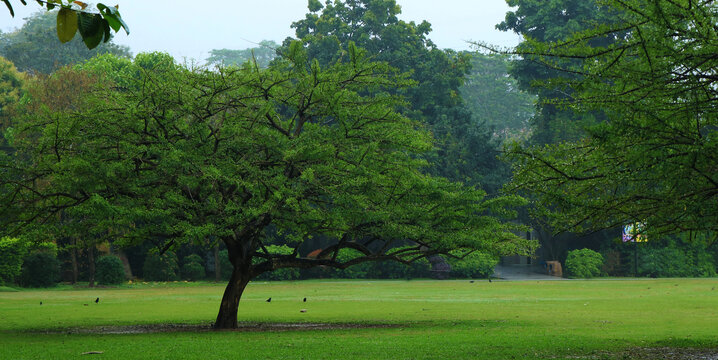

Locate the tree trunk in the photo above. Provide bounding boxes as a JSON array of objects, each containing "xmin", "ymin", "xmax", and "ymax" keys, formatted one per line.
[
  {"xmin": 213, "ymin": 263, "xmax": 251, "ymax": 329},
  {"xmin": 70, "ymin": 239, "xmax": 79, "ymax": 284},
  {"xmin": 118, "ymin": 250, "xmax": 133, "ymax": 280},
  {"xmin": 88, "ymin": 245, "xmax": 96, "ymax": 287}
]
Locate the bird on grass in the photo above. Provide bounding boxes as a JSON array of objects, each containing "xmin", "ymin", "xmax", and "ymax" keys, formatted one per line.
[
  {"xmin": 95, "ymin": 297, "xmax": 99, "ymax": 303},
  {"xmin": 303, "ymin": 297, "xmax": 307, "ymax": 302},
  {"xmin": 40, "ymin": 301, "xmax": 42, "ymax": 305},
  {"xmin": 266, "ymin": 297, "xmax": 271, "ymax": 303}
]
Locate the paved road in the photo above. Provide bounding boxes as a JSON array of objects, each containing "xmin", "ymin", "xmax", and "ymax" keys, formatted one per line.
[{"xmin": 493, "ymin": 265, "xmax": 566, "ymax": 281}]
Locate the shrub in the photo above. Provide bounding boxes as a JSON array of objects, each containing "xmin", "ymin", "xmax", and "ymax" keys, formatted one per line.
[
  {"xmin": 637, "ymin": 246, "xmax": 705, "ymax": 278},
  {"xmin": 369, "ymin": 246, "xmax": 433, "ymax": 279},
  {"xmin": 142, "ymin": 251, "xmax": 179, "ymax": 281},
  {"xmin": 0, "ymin": 237, "xmax": 29, "ymax": 285},
  {"xmin": 370, "ymin": 260, "xmax": 410, "ymax": 279},
  {"xmin": 449, "ymin": 252, "xmax": 499, "ymax": 278},
  {"xmin": 565, "ymin": 249, "xmax": 604, "ymax": 278},
  {"xmin": 181, "ymin": 262, "xmax": 206, "ymax": 281},
  {"xmin": 95, "ymin": 255, "xmax": 126, "ymax": 285},
  {"xmin": 19, "ymin": 252, "xmax": 60, "ymax": 287},
  {"xmin": 334, "ymin": 248, "xmax": 372, "ymax": 279},
  {"xmin": 181, "ymin": 254, "xmax": 206, "ymax": 281}
]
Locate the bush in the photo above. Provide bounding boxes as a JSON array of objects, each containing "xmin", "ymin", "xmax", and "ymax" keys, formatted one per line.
[
  {"xmin": 253, "ymin": 245, "xmax": 300, "ymax": 281},
  {"xmin": 181, "ymin": 254, "xmax": 206, "ymax": 281},
  {"xmin": 181, "ymin": 262, "xmax": 206, "ymax": 281},
  {"xmin": 369, "ymin": 260, "xmax": 410, "ymax": 279},
  {"xmin": 0, "ymin": 237, "xmax": 29, "ymax": 285},
  {"xmin": 142, "ymin": 251, "xmax": 179, "ymax": 281},
  {"xmin": 19, "ymin": 252, "xmax": 60, "ymax": 287},
  {"xmin": 565, "ymin": 249, "xmax": 604, "ymax": 278},
  {"xmin": 333, "ymin": 248, "xmax": 372, "ymax": 279},
  {"xmin": 449, "ymin": 252, "xmax": 499, "ymax": 278},
  {"xmin": 96, "ymin": 255, "xmax": 126, "ymax": 285}
]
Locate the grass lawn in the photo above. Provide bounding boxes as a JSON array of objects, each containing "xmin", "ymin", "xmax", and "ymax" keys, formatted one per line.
[{"xmin": 0, "ymin": 278, "xmax": 716, "ymax": 359}]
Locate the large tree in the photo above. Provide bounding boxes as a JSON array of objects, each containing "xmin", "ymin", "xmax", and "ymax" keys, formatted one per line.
[
  {"xmin": 206, "ymin": 40, "xmax": 280, "ymax": 69},
  {"xmin": 0, "ymin": 56, "xmax": 24, "ymax": 126},
  {"xmin": 496, "ymin": 0, "xmax": 614, "ymax": 145},
  {"xmin": 0, "ymin": 11, "xmax": 130, "ymax": 74},
  {"xmin": 288, "ymin": 0, "xmax": 505, "ymax": 193},
  {"xmin": 505, "ymin": 0, "xmax": 718, "ymax": 237},
  {"xmin": 458, "ymin": 52, "xmax": 535, "ymax": 140},
  {"xmin": 492, "ymin": 0, "xmax": 617, "ymax": 260},
  {"xmin": 2, "ymin": 45, "xmax": 535, "ymax": 329}
]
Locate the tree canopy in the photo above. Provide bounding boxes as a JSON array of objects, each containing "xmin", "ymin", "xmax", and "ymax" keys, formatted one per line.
[
  {"xmin": 458, "ymin": 52, "xmax": 535, "ymax": 140},
  {"xmin": 2, "ymin": 44, "xmax": 535, "ymax": 328},
  {"xmin": 0, "ymin": 56, "xmax": 24, "ymax": 124},
  {"xmin": 496, "ymin": 0, "xmax": 614, "ymax": 145},
  {"xmin": 205, "ymin": 40, "xmax": 279, "ymax": 69},
  {"xmin": 505, "ymin": 0, "xmax": 718, "ymax": 237},
  {"xmin": 288, "ymin": 0, "xmax": 505, "ymax": 193}
]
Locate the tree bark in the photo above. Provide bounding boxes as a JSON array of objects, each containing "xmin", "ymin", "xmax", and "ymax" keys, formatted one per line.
[
  {"xmin": 118, "ymin": 250, "xmax": 133, "ymax": 280},
  {"xmin": 213, "ymin": 216, "xmax": 270, "ymax": 329},
  {"xmin": 70, "ymin": 239, "xmax": 78, "ymax": 284},
  {"xmin": 213, "ymin": 262, "xmax": 251, "ymax": 329}
]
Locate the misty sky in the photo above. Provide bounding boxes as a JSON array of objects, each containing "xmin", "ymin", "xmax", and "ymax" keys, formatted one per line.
[{"xmin": 1, "ymin": 1, "xmax": 521, "ymax": 62}]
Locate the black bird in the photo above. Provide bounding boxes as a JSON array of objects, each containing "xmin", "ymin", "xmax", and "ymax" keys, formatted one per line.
[
  {"xmin": 40, "ymin": 301, "xmax": 42, "ymax": 305},
  {"xmin": 266, "ymin": 297, "xmax": 271, "ymax": 303},
  {"xmin": 95, "ymin": 297, "xmax": 99, "ymax": 303},
  {"xmin": 488, "ymin": 278, "xmax": 492, "ymax": 283},
  {"xmin": 469, "ymin": 280, "xmax": 474, "ymax": 283},
  {"xmin": 303, "ymin": 297, "xmax": 307, "ymax": 302}
]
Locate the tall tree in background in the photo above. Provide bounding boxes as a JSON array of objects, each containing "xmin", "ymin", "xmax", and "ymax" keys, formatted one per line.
[
  {"xmin": 288, "ymin": 0, "xmax": 505, "ymax": 194},
  {"xmin": 205, "ymin": 40, "xmax": 279, "ymax": 69},
  {"xmin": 505, "ymin": 0, "xmax": 718, "ymax": 237},
  {"xmin": 459, "ymin": 52, "xmax": 535, "ymax": 140},
  {"xmin": 0, "ymin": 11, "xmax": 130, "ymax": 74},
  {"xmin": 0, "ymin": 56, "xmax": 24, "ymax": 127},
  {"xmin": 497, "ymin": 0, "xmax": 613, "ymax": 145},
  {"xmin": 495, "ymin": 0, "xmax": 616, "ymax": 260}
]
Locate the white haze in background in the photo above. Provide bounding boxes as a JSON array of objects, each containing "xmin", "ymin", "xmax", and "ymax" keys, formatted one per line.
[{"xmin": 0, "ymin": 0, "xmax": 521, "ymax": 63}]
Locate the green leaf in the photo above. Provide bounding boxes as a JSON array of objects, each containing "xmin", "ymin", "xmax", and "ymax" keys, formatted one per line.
[
  {"xmin": 101, "ymin": 12, "xmax": 122, "ymax": 32},
  {"xmin": 102, "ymin": 20, "xmax": 111, "ymax": 43},
  {"xmin": 97, "ymin": 3, "xmax": 129, "ymax": 34},
  {"xmin": 56, "ymin": 7, "xmax": 78, "ymax": 43},
  {"xmin": 77, "ymin": 13, "xmax": 103, "ymax": 49},
  {"xmin": 44, "ymin": 0, "xmax": 60, "ymax": 9}
]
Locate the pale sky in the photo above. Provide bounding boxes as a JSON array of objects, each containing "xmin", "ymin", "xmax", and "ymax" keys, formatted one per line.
[{"xmin": 1, "ymin": 1, "xmax": 521, "ymax": 63}]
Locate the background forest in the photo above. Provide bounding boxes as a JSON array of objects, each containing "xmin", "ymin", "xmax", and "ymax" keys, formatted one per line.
[{"xmin": 1, "ymin": 0, "xmax": 716, "ymax": 295}]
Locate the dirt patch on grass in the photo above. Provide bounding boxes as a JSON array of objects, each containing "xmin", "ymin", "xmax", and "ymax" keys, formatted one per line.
[
  {"xmin": 621, "ymin": 347, "xmax": 718, "ymax": 360},
  {"xmin": 567, "ymin": 347, "xmax": 718, "ymax": 359},
  {"xmin": 44, "ymin": 322, "xmax": 396, "ymax": 335}
]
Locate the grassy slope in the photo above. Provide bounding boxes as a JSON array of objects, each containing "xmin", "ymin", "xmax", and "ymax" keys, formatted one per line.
[{"xmin": 0, "ymin": 279, "xmax": 716, "ymax": 359}]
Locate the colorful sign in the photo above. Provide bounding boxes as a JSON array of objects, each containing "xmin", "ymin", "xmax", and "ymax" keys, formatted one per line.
[{"xmin": 622, "ymin": 223, "xmax": 647, "ymax": 242}]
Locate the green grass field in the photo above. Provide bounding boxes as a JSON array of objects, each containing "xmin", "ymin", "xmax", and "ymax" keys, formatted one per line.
[{"xmin": 1, "ymin": 279, "xmax": 717, "ymax": 359}]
